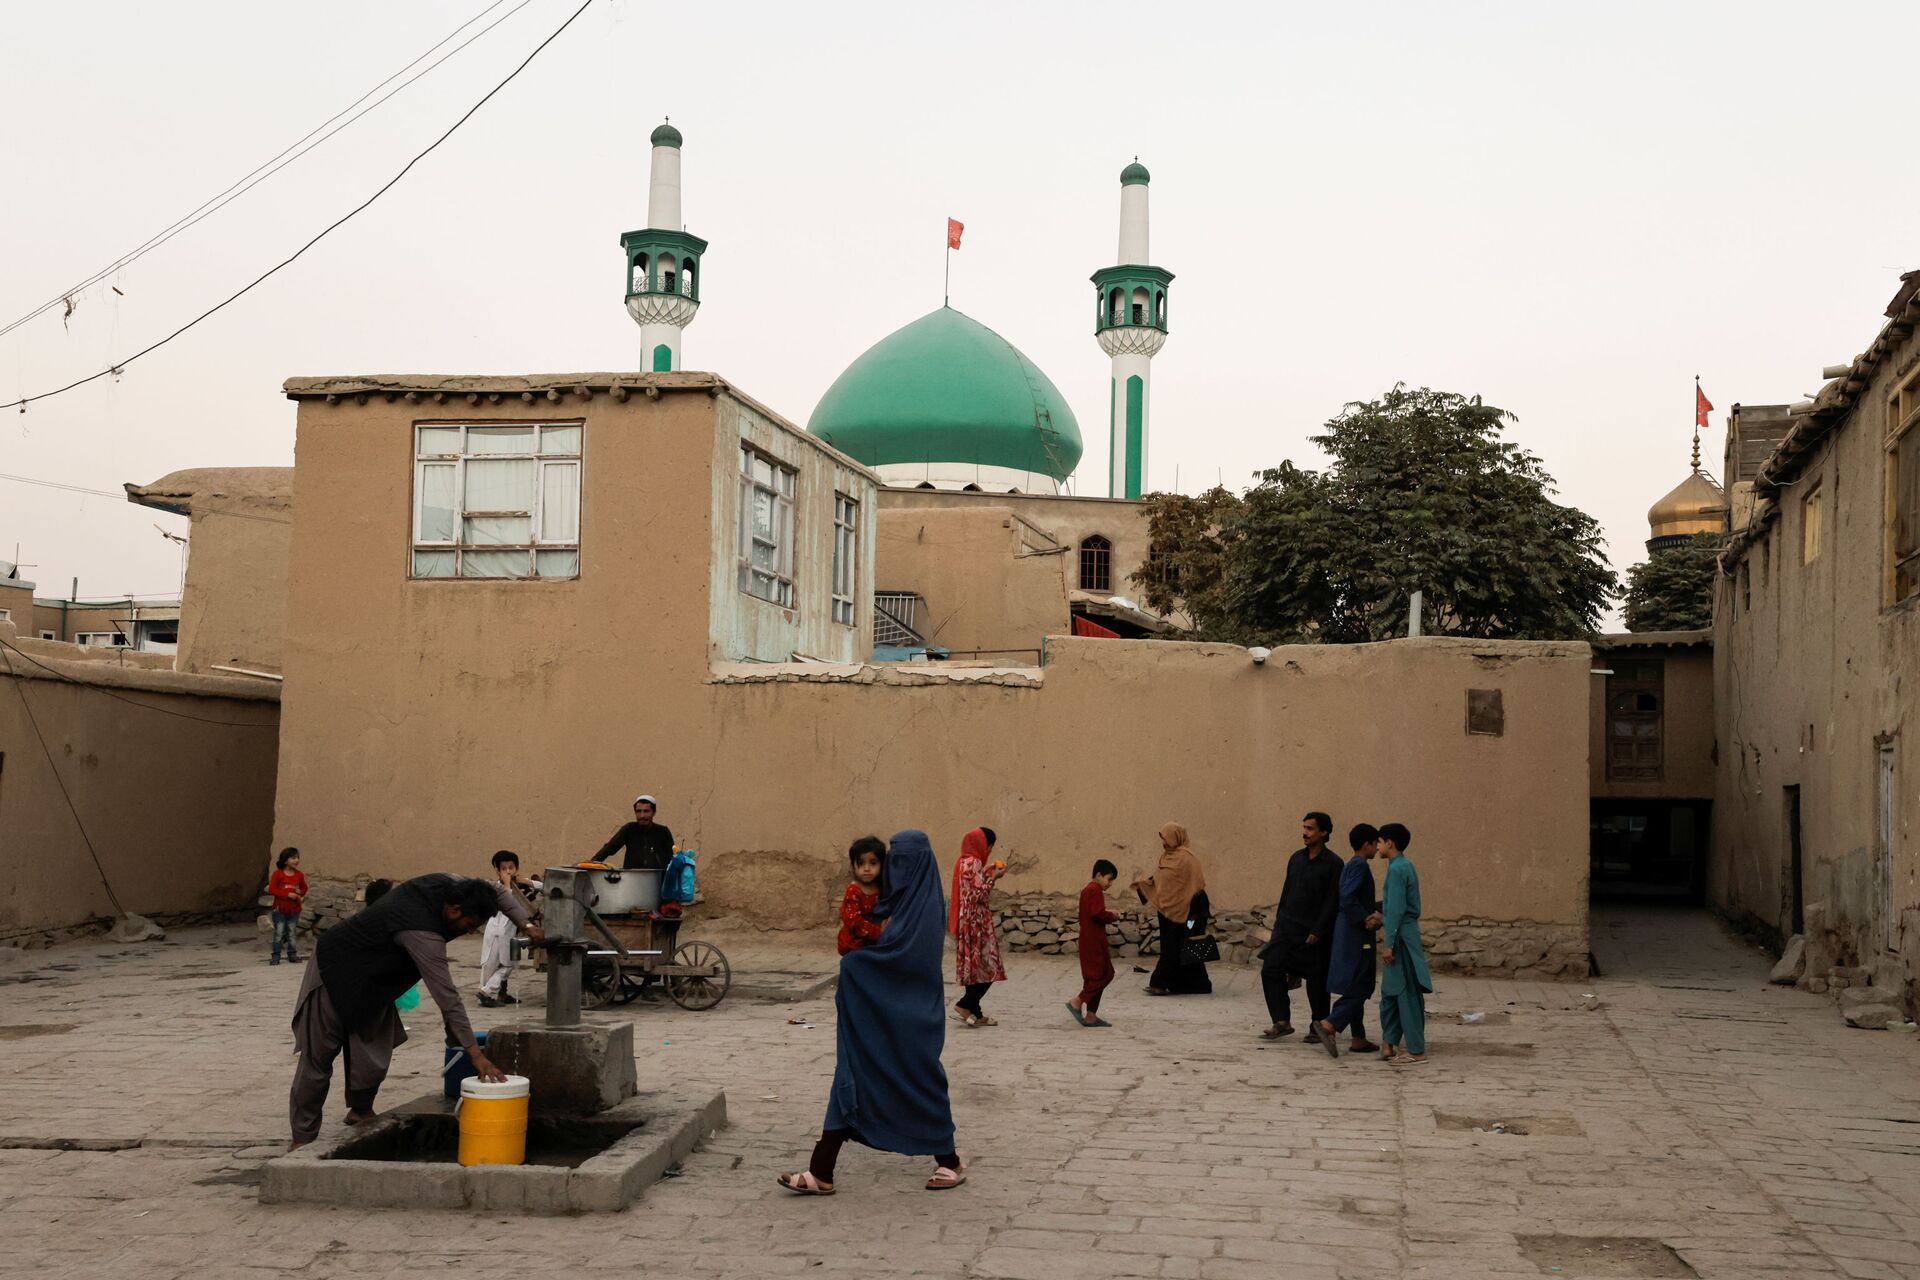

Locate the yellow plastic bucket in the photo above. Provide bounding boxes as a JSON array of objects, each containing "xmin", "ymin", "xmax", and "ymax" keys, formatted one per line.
[{"xmin": 457, "ymin": 1075, "xmax": 530, "ymax": 1167}]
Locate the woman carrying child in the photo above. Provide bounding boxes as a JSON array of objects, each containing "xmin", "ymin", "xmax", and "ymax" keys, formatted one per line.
[
  {"xmin": 779, "ymin": 829, "xmax": 966, "ymax": 1195},
  {"xmin": 948, "ymin": 827, "xmax": 1007, "ymax": 1027}
]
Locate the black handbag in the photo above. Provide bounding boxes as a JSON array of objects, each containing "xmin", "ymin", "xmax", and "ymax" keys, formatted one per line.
[{"xmin": 1181, "ymin": 933, "xmax": 1221, "ymax": 965}]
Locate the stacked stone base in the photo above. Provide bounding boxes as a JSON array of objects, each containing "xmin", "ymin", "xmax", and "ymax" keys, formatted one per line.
[{"xmin": 993, "ymin": 892, "xmax": 1588, "ymax": 980}]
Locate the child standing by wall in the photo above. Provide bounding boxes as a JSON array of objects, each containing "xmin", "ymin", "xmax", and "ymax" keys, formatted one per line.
[
  {"xmin": 1067, "ymin": 859, "xmax": 1119, "ymax": 1027},
  {"xmin": 838, "ymin": 836, "xmax": 886, "ymax": 955},
  {"xmin": 268, "ymin": 848, "xmax": 307, "ymax": 965},
  {"xmin": 479, "ymin": 850, "xmax": 541, "ymax": 1008}
]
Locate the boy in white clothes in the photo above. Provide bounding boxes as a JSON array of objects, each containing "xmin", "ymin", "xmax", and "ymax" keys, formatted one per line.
[{"xmin": 478, "ymin": 850, "xmax": 541, "ymax": 1008}]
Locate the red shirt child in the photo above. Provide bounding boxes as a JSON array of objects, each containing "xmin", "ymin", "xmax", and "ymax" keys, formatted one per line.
[
  {"xmin": 269, "ymin": 860, "xmax": 309, "ymax": 916},
  {"xmin": 836, "ymin": 837, "xmax": 886, "ymax": 956},
  {"xmin": 1068, "ymin": 861, "xmax": 1120, "ymax": 1026}
]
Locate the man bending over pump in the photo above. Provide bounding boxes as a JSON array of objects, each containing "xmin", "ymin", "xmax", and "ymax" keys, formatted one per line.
[{"xmin": 287, "ymin": 873, "xmax": 545, "ymax": 1147}]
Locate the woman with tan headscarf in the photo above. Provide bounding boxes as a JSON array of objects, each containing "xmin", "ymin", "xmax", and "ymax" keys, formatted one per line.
[{"xmin": 1132, "ymin": 823, "xmax": 1213, "ymax": 996}]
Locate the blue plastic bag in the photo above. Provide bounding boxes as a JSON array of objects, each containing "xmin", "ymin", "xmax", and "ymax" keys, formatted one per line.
[
  {"xmin": 661, "ymin": 850, "xmax": 697, "ymax": 904},
  {"xmin": 395, "ymin": 982, "xmax": 422, "ymax": 1012}
]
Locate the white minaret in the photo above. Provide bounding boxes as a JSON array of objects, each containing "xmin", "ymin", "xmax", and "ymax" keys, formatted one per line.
[
  {"xmin": 620, "ymin": 121, "xmax": 707, "ymax": 372},
  {"xmin": 1091, "ymin": 160, "xmax": 1172, "ymax": 499}
]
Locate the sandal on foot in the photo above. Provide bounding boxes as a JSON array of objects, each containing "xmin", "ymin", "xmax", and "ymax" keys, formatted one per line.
[
  {"xmin": 1259, "ymin": 1023, "xmax": 1295, "ymax": 1041},
  {"xmin": 1064, "ymin": 1002, "xmax": 1085, "ymax": 1026},
  {"xmin": 1391, "ymin": 1053, "xmax": 1430, "ymax": 1068},
  {"xmin": 1316, "ymin": 1021, "xmax": 1340, "ymax": 1059},
  {"xmin": 925, "ymin": 1166, "xmax": 967, "ymax": 1190},
  {"xmin": 973, "ymin": 1015, "xmax": 998, "ymax": 1027},
  {"xmin": 1349, "ymin": 1040, "xmax": 1380, "ymax": 1054},
  {"xmin": 778, "ymin": 1171, "xmax": 835, "ymax": 1195},
  {"xmin": 1085, "ymin": 1017, "xmax": 1112, "ymax": 1028}
]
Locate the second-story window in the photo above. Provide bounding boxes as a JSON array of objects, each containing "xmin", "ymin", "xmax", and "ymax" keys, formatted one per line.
[
  {"xmin": 831, "ymin": 493, "xmax": 859, "ymax": 625},
  {"xmin": 1079, "ymin": 534, "xmax": 1113, "ymax": 592},
  {"xmin": 411, "ymin": 423, "xmax": 581, "ymax": 579},
  {"xmin": 740, "ymin": 445, "xmax": 796, "ymax": 607}
]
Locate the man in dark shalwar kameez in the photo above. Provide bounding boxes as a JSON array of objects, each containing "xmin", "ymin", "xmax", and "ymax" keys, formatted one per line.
[
  {"xmin": 1315, "ymin": 824, "xmax": 1384, "ymax": 1058},
  {"xmin": 1257, "ymin": 813, "xmax": 1343, "ymax": 1042},
  {"xmin": 287, "ymin": 873, "xmax": 543, "ymax": 1147}
]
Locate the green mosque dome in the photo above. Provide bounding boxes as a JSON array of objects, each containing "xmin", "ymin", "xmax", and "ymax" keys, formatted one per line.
[
  {"xmin": 809, "ymin": 307, "xmax": 1084, "ymax": 483},
  {"xmin": 1120, "ymin": 161, "xmax": 1151, "ymax": 185},
  {"xmin": 650, "ymin": 121, "xmax": 683, "ymax": 148}
]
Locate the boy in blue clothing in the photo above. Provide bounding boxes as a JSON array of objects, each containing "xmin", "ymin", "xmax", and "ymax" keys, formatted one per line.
[
  {"xmin": 1376, "ymin": 823, "xmax": 1433, "ymax": 1067},
  {"xmin": 1314, "ymin": 824, "xmax": 1383, "ymax": 1058}
]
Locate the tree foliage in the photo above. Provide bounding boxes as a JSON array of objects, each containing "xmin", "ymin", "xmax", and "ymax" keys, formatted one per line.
[
  {"xmin": 1133, "ymin": 385, "xmax": 1617, "ymax": 643},
  {"xmin": 1622, "ymin": 533, "xmax": 1720, "ymax": 632}
]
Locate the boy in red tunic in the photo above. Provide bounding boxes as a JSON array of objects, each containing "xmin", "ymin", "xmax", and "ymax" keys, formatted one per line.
[
  {"xmin": 836, "ymin": 836, "xmax": 886, "ymax": 956},
  {"xmin": 268, "ymin": 848, "xmax": 309, "ymax": 965},
  {"xmin": 1067, "ymin": 859, "xmax": 1120, "ymax": 1027}
]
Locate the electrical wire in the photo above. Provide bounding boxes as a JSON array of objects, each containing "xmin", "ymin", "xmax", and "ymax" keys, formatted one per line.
[
  {"xmin": 0, "ymin": 636, "xmax": 278, "ymax": 728},
  {"xmin": 0, "ymin": 471, "xmax": 124, "ymax": 499},
  {"xmin": 0, "ymin": 0, "xmax": 529, "ymax": 343},
  {"xmin": 2, "ymin": 0, "xmax": 598, "ymax": 414},
  {"xmin": 1, "ymin": 643, "xmax": 129, "ymax": 915}
]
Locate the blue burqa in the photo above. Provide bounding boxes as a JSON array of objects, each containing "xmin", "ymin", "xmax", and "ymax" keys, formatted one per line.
[{"xmin": 823, "ymin": 829, "xmax": 956, "ymax": 1155}]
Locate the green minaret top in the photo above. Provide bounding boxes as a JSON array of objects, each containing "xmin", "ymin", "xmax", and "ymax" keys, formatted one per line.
[
  {"xmin": 1120, "ymin": 160, "xmax": 1151, "ymax": 186},
  {"xmin": 650, "ymin": 120, "xmax": 683, "ymax": 148}
]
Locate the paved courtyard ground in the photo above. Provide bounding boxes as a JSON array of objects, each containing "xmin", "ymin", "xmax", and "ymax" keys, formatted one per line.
[{"xmin": 2, "ymin": 905, "xmax": 1918, "ymax": 1279}]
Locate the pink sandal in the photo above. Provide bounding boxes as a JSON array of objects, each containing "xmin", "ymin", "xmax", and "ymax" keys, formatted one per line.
[
  {"xmin": 777, "ymin": 1171, "xmax": 835, "ymax": 1195},
  {"xmin": 925, "ymin": 1165, "xmax": 967, "ymax": 1190}
]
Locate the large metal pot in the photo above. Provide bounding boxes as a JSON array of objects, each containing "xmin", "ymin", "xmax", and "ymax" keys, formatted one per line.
[{"xmin": 584, "ymin": 867, "xmax": 660, "ymax": 915}]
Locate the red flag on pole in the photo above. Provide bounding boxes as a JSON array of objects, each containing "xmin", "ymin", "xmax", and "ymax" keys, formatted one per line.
[
  {"xmin": 1695, "ymin": 383, "xmax": 1713, "ymax": 428},
  {"xmin": 946, "ymin": 218, "xmax": 964, "ymax": 250}
]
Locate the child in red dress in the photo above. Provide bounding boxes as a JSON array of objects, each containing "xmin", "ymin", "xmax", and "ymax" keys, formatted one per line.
[
  {"xmin": 836, "ymin": 836, "xmax": 886, "ymax": 956},
  {"xmin": 1067, "ymin": 859, "xmax": 1120, "ymax": 1027}
]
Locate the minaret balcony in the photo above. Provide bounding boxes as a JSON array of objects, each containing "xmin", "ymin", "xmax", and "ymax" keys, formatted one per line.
[
  {"xmin": 625, "ymin": 290, "xmax": 700, "ymax": 329},
  {"xmin": 1098, "ymin": 325, "xmax": 1167, "ymax": 358}
]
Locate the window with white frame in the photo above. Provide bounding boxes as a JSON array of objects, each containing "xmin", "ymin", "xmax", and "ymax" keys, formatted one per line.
[
  {"xmin": 411, "ymin": 423, "xmax": 581, "ymax": 579},
  {"xmin": 0, "ymin": 608, "xmax": 9, "ymax": 622},
  {"xmin": 738, "ymin": 445, "xmax": 796, "ymax": 606},
  {"xmin": 831, "ymin": 493, "xmax": 859, "ymax": 625}
]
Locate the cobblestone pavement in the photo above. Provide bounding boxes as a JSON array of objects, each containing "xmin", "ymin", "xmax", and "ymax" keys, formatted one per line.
[{"xmin": 2, "ymin": 906, "xmax": 1918, "ymax": 1279}]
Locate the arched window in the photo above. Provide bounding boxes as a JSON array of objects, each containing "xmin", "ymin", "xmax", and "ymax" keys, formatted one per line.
[
  {"xmin": 659, "ymin": 252, "xmax": 678, "ymax": 294},
  {"xmin": 631, "ymin": 253, "xmax": 650, "ymax": 293},
  {"xmin": 1079, "ymin": 534, "xmax": 1113, "ymax": 592},
  {"xmin": 1107, "ymin": 287, "xmax": 1122, "ymax": 325},
  {"xmin": 683, "ymin": 256, "xmax": 697, "ymax": 297},
  {"xmin": 1130, "ymin": 287, "xmax": 1149, "ymax": 326},
  {"xmin": 1155, "ymin": 290, "xmax": 1165, "ymax": 324}
]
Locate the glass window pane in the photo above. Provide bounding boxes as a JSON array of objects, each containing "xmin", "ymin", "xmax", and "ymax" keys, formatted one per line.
[
  {"xmin": 460, "ymin": 549, "xmax": 532, "ymax": 578},
  {"xmin": 418, "ymin": 426, "xmax": 462, "ymax": 456},
  {"xmin": 535, "ymin": 549, "xmax": 580, "ymax": 577},
  {"xmin": 464, "ymin": 515, "xmax": 532, "ymax": 546},
  {"xmin": 752, "ymin": 489, "xmax": 776, "ymax": 539},
  {"xmin": 411, "ymin": 549, "xmax": 456, "ymax": 578},
  {"xmin": 467, "ymin": 426, "xmax": 537, "ymax": 454},
  {"xmin": 753, "ymin": 456, "xmax": 775, "ymax": 486},
  {"xmin": 540, "ymin": 463, "xmax": 580, "ymax": 542},
  {"xmin": 418, "ymin": 464, "xmax": 457, "ymax": 541},
  {"xmin": 751, "ymin": 539, "xmax": 776, "ymax": 571},
  {"xmin": 464, "ymin": 458, "xmax": 536, "ymax": 512},
  {"xmin": 541, "ymin": 426, "xmax": 581, "ymax": 455}
]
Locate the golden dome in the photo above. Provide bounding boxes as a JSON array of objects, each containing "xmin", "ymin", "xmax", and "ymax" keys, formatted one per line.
[{"xmin": 1647, "ymin": 469, "xmax": 1727, "ymax": 545}]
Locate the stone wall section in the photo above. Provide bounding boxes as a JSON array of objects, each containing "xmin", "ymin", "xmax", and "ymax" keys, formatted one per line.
[{"xmin": 992, "ymin": 891, "xmax": 1590, "ymax": 979}]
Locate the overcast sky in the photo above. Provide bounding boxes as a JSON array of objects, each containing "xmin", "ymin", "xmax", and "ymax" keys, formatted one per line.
[{"xmin": 3, "ymin": 1, "xmax": 1914, "ymax": 617}]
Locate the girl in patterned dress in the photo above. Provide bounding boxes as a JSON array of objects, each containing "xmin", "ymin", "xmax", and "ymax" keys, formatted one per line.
[{"xmin": 948, "ymin": 827, "xmax": 1007, "ymax": 1027}]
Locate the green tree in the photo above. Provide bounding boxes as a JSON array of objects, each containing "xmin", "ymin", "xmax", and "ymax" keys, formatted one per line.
[
  {"xmin": 1134, "ymin": 385, "xmax": 1616, "ymax": 643},
  {"xmin": 1622, "ymin": 533, "xmax": 1720, "ymax": 631}
]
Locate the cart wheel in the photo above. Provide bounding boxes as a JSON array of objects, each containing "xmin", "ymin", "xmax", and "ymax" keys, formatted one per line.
[
  {"xmin": 582, "ymin": 955, "xmax": 622, "ymax": 1008},
  {"xmin": 668, "ymin": 940, "xmax": 731, "ymax": 1010}
]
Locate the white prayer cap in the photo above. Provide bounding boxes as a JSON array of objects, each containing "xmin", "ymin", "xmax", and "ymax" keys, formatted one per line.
[{"xmin": 634, "ymin": 794, "xmax": 658, "ymax": 807}]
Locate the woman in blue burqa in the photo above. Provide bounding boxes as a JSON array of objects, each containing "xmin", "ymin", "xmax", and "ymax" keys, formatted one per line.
[{"xmin": 779, "ymin": 829, "xmax": 966, "ymax": 1193}]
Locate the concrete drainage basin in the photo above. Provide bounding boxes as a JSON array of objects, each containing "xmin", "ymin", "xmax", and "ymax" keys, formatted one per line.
[{"xmin": 261, "ymin": 1089, "xmax": 726, "ymax": 1214}]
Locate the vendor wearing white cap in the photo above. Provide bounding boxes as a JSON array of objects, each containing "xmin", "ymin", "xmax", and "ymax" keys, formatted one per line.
[{"xmin": 595, "ymin": 794, "xmax": 676, "ymax": 870}]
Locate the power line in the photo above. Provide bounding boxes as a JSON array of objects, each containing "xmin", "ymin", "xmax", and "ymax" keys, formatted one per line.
[
  {"xmin": 1, "ymin": 643, "xmax": 128, "ymax": 916},
  {"xmin": 0, "ymin": 471, "xmax": 125, "ymax": 499},
  {"xmin": 3, "ymin": 0, "xmax": 597, "ymax": 414},
  {"xmin": 0, "ymin": 0, "xmax": 529, "ymax": 343},
  {"xmin": 0, "ymin": 636, "xmax": 277, "ymax": 728}
]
